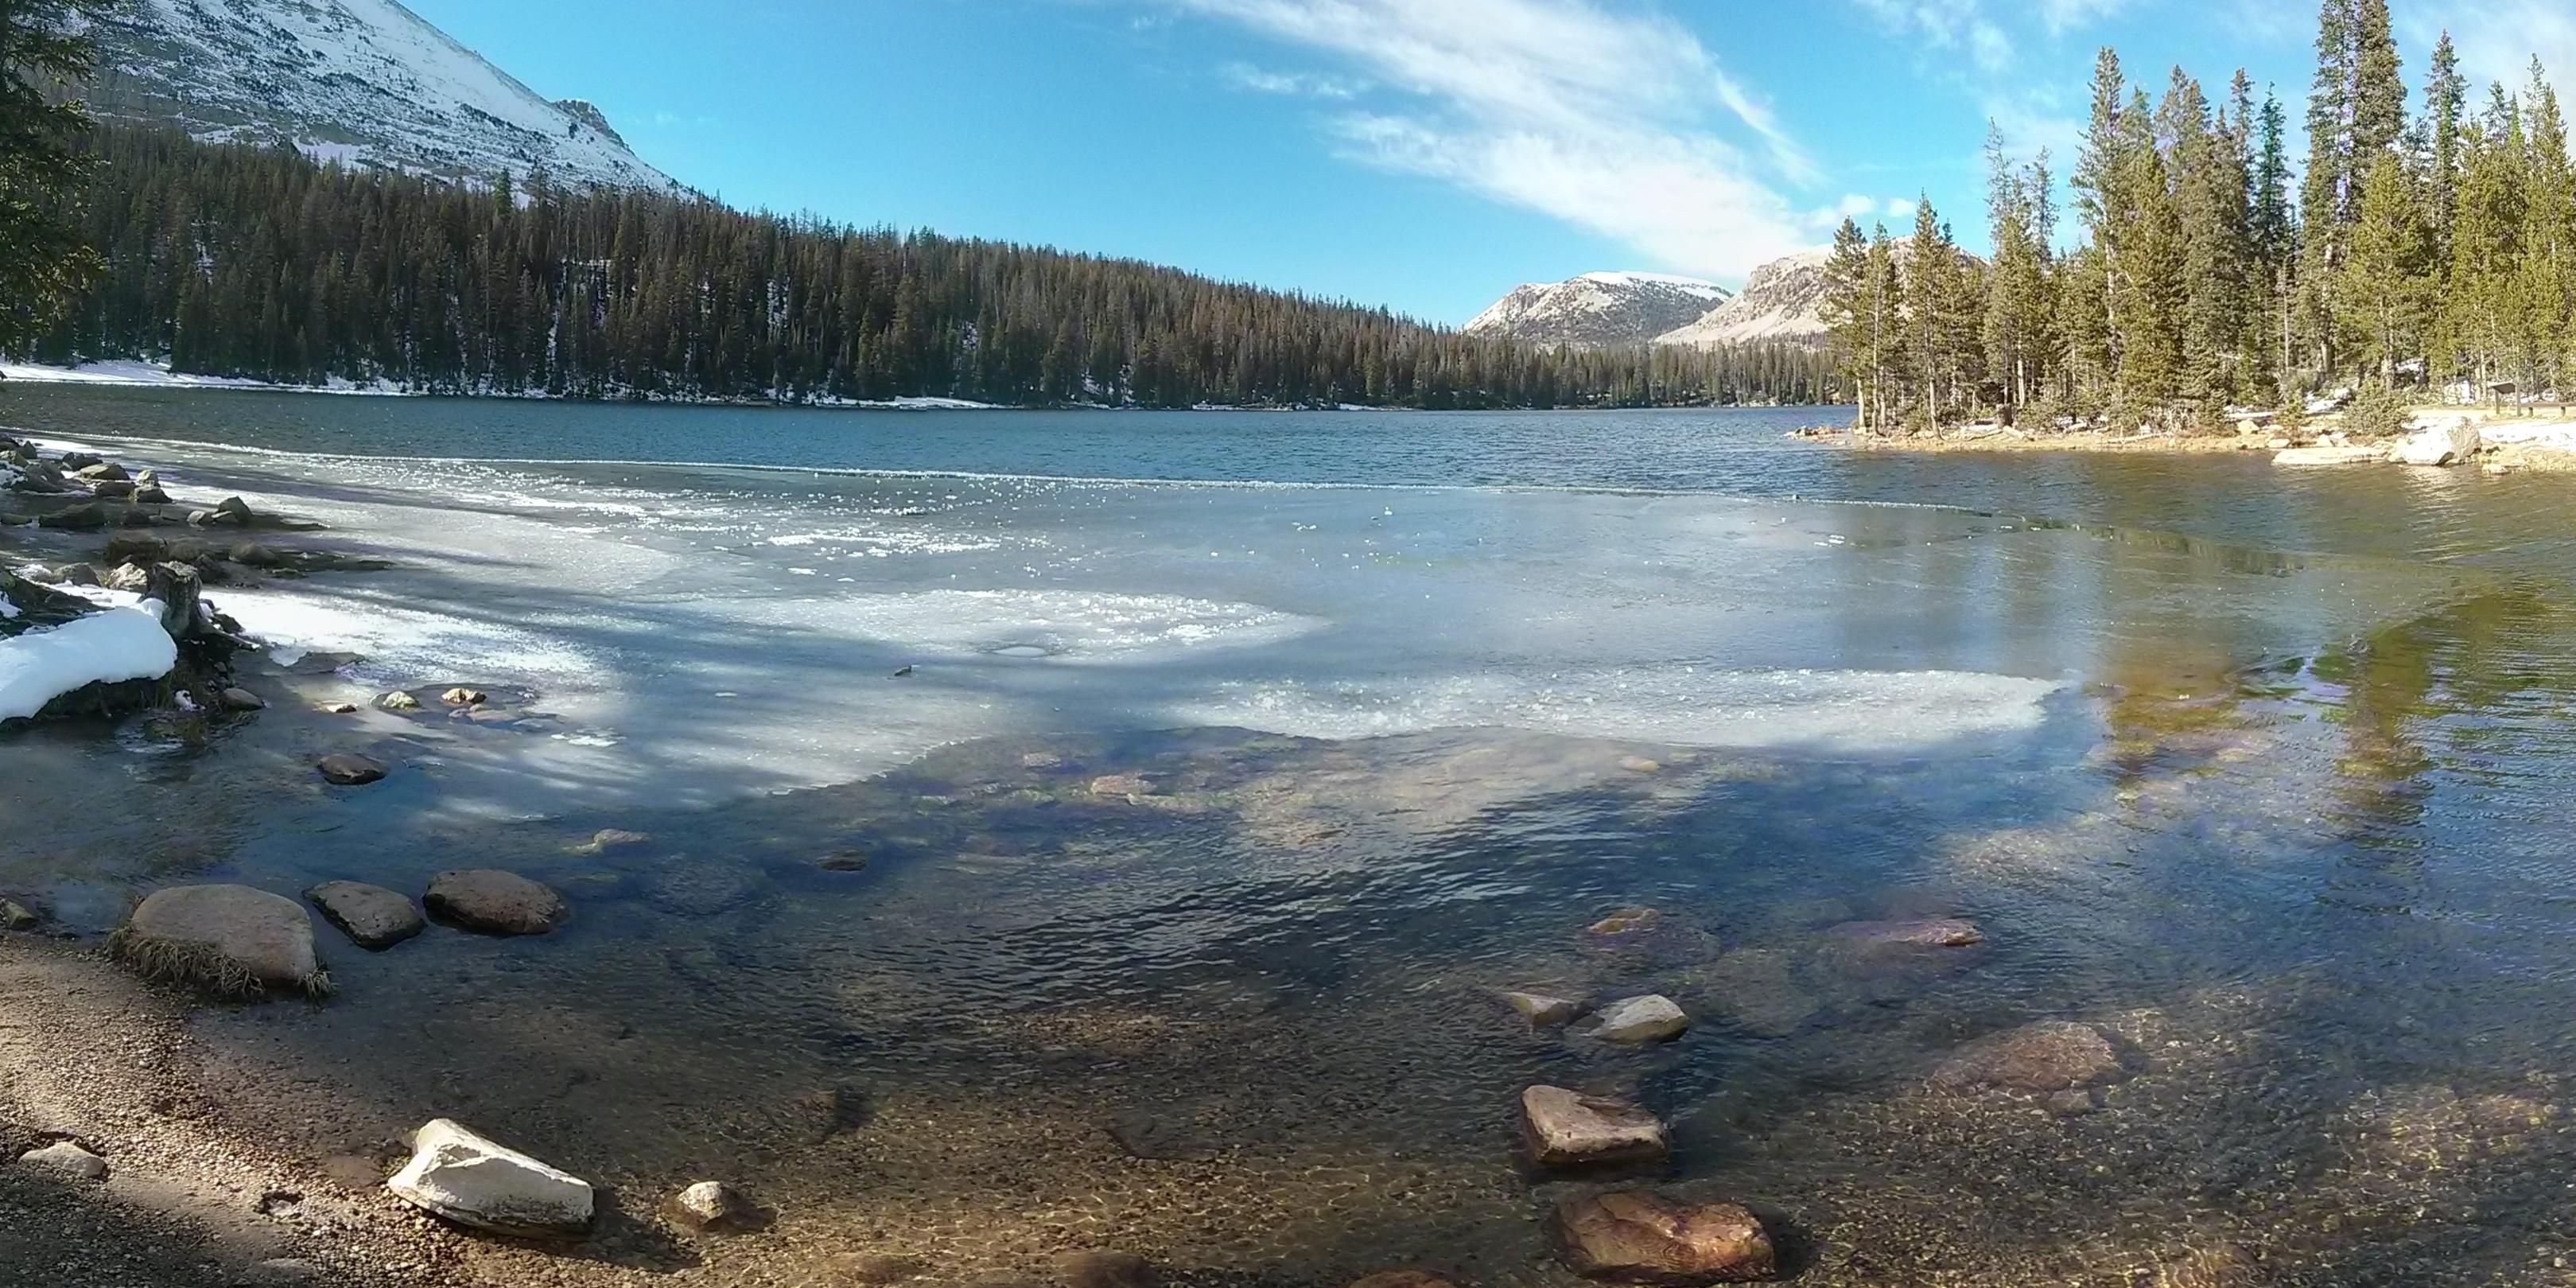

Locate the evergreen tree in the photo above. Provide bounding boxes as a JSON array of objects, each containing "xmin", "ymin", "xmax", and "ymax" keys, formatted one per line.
[
  {"xmin": 2343, "ymin": 149, "xmax": 2432, "ymax": 385},
  {"xmin": 0, "ymin": 0, "xmax": 107, "ymax": 356}
]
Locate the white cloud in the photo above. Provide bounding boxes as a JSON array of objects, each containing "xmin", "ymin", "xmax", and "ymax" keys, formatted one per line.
[
  {"xmin": 2038, "ymin": 0, "xmax": 2129, "ymax": 36},
  {"xmin": 1222, "ymin": 61, "xmax": 1364, "ymax": 98},
  {"xmin": 2415, "ymin": 2, "xmax": 2576, "ymax": 99},
  {"xmin": 1852, "ymin": 0, "xmax": 2016, "ymax": 72},
  {"xmin": 1164, "ymin": 0, "xmax": 1817, "ymax": 278}
]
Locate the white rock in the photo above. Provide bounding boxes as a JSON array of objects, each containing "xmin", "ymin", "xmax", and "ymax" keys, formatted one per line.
[
  {"xmin": 1587, "ymin": 994, "xmax": 1691, "ymax": 1043},
  {"xmin": 386, "ymin": 1119, "xmax": 594, "ymax": 1235},
  {"xmin": 671, "ymin": 1179, "xmax": 754, "ymax": 1230},
  {"xmin": 2398, "ymin": 421, "xmax": 2481, "ymax": 466},
  {"xmin": 2273, "ymin": 445, "xmax": 2388, "ymax": 467},
  {"xmin": 17, "ymin": 1140, "xmax": 108, "ymax": 1181}
]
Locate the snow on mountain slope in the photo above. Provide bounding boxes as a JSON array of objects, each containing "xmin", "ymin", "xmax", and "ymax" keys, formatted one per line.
[
  {"xmin": 85, "ymin": 0, "xmax": 674, "ymax": 191},
  {"xmin": 1463, "ymin": 272, "xmax": 1731, "ymax": 348},
  {"xmin": 1653, "ymin": 250, "xmax": 1834, "ymax": 348}
]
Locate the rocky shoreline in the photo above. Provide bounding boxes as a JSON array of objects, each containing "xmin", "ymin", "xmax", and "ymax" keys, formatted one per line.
[{"xmin": 1794, "ymin": 406, "xmax": 2576, "ymax": 473}]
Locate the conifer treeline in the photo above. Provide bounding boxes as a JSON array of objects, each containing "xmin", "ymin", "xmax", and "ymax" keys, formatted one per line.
[
  {"xmin": 1824, "ymin": 0, "xmax": 2575, "ymax": 434},
  {"xmin": 25, "ymin": 126, "xmax": 1836, "ymax": 410}
]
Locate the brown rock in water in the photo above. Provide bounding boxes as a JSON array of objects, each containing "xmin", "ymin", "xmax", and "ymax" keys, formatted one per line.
[
  {"xmin": 1055, "ymin": 1250, "xmax": 1154, "ymax": 1288},
  {"xmin": 1499, "ymin": 990, "xmax": 1584, "ymax": 1026},
  {"xmin": 1554, "ymin": 1191, "xmax": 1776, "ymax": 1284},
  {"xmin": 1587, "ymin": 906, "xmax": 1663, "ymax": 939},
  {"xmin": 817, "ymin": 850, "xmax": 870, "ymax": 872},
  {"xmin": 424, "ymin": 870, "xmax": 568, "ymax": 936},
  {"xmin": 317, "ymin": 753, "xmax": 388, "ymax": 785},
  {"xmin": 1826, "ymin": 917, "xmax": 1984, "ymax": 949},
  {"xmin": 441, "ymin": 687, "xmax": 488, "ymax": 706},
  {"xmin": 218, "ymin": 687, "xmax": 267, "ymax": 712},
  {"xmin": 1521, "ymin": 1085, "xmax": 1669, "ymax": 1168},
  {"xmin": 379, "ymin": 691, "xmax": 421, "ymax": 710},
  {"xmin": 1933, "ymin": 1020, "xmax": 2127, "ymax": 1092},
  {"xmin": 574, "ymin": 828, "xmax": 651, "ymax": 854},
  {"xmin": 111, "ymin": 885, "xmax": 328, "ymax": 998},
  {"xmin": 305, "ymin": 881, "xmax": 425, "ymax": 951},
  {"xmin": 1347, "ymin": 1274, "xmax": 1463, "ymax": 1288}
]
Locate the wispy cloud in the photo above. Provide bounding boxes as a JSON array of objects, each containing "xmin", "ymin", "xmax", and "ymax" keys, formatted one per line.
[
  {"xmin": 1222, "ymin": 61, "xmax": 1364, "ymax": 99},
  {"xmin": 1852, "ymin": 0, "xmax": 2016, "ymax": 73},
  {"xmin": 1162, "ymin": 0, "xmax": 1820, "ymax": 278}
]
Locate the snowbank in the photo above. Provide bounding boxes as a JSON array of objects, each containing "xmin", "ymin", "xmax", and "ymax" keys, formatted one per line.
[
  {"xmin": 0, "ymin": 601, "xmax": 178, "ymax": 722},
  {"xmin": 0, "ymin": 360, "xmax": 398, "ymax": 395}
]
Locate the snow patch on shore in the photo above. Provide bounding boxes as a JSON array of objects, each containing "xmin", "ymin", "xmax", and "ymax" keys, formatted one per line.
[
  {"xmin": 1, "ymin": 360, "xmax": 399, "ymax": 395},
  {"xmin": 0, "ymin": 601, "xmax": 177, "ymax": 722}
]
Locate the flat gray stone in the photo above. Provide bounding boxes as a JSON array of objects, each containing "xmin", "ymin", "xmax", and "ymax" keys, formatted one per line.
[
  {"xmin": 1587, "ymin": 994, "xmax": 1690, "ymax": 1044},
  {"xmin": 17, "ymin": 1141, "xmax": 108, "ymax": 1181},
  {"xmin": 305, "ymin": 881, "xmax": 424, "ymax": 951},
  {"xmin": 425, "ymin": 870, "xmax": 567, "ymax": 936}
]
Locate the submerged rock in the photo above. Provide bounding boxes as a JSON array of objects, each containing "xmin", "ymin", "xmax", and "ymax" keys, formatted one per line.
[
  {"xmin": 1826, "ymin": 917, "xmax": 1984, "ymax": 949},
  {"xmin": 574, "ymin": 828, "xmax": 651, "ymax": 854},
  {"xmin": 1521, "ymin": 1085, "xmax": 1669, "ymax": 1168},
  {"xmin": 18, "ymin": 1140, "xmax": 109, "ymax": 1181},
  {"xmin": 379, "ymin": 691, "xmax": 421, "ymax": 711},
  {"xmin": 1554, "ymin": 1191, "xmax": 1776, "ymax": 1284},
  {"xmin": 217, "ymin": 687, "xmax": 267, "ymax": 712},
  {"xmin": 441, "ymin": 687, "xmax": 488, "ymax": 706},
  {"xmin": 386, "ymin": 1119, "xmax": 593, "ymax": 1236},
  {"xmin": 0, "ymin": 898, "xmax": 38, "ymax": 932},
  {"xmin": 1587, "ymin": 994, "xmax": 1692, "ymax": 1044},
  {"xmin": 1089, "ymin": 773, "xmax": 1156, "ymax": 799},
  {"xmin": 1500, "ymin": 990, "xmax": 1585, "ymax": 1026},
  {"xmin": 111, "ymin": 885, "xmax": 328, "ymax": 998},
  {"xmin": 305, "ymin": 881, "xmax": 425, "ymax": 951},
  {"xmin": 2274, "ymin": 445, "xmax": 2386, "ymax": 467},
  {"xmin": 1347, "ymin": 1274, "xmax": 1463, "ymax": 1288},
  {"xmin": 317, "ymin": 753, "xmax": 388, "ymax": 785},
  {"xmin": 425, "ymin": 870, "xmax": 568, "ymax": 936},
  {"xmin": 1933, "ymin": 1020, "xmax": 2127, "ymax": 1092},
  {"xmin": 1055, "ymin": 1250, "xmax": 1154, "ymax": 1288}
]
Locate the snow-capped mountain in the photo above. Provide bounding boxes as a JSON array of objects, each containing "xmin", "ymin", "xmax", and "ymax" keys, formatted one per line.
[
  {"xmin": 1653, "ymin": 251, "xmax": 1835, "ymax": 348},
  {"xmin": 85, "ymin": 0, "xmax": 674, "ymax": 191},
  {"xmin": 1463, "ymin": 272, "xmax": 1731, "ymax": 348}
]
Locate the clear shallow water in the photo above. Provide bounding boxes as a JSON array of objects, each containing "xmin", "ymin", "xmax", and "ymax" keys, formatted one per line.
[{"xmin": 7, "ymin": 387, "xmax": 2576, "ymax": 1286}]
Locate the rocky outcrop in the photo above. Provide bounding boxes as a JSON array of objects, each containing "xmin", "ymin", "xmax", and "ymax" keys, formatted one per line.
[
  {"xmin": 425, "ymin": 870, "xmax": 569, "ymax": 935},
  {"xmin": 1521, "ymin": 1085, "xmax": 1669, "ymax": 1168},
  {"xmin": 110, "ymin": 885, "xmax": 328, "ymax": 998},
  {"xmin": 386, "ymin": 1119, "xmax": 594, "ymax": 1236},
  {"xmin": 305, "ymin": 881, "xmax": 425, "ymax": 950},
  {"xmin": 1554, "ymin": 1191, "xmax": 1776, "ymax": 1284},
  {"xmin": 1587, "ymin": 994, "xmax": 1692, "ymax": 1044},
  {"xmin": 1932, "ymin": 1020, "xmax": 2127, "ymax": 1092}
]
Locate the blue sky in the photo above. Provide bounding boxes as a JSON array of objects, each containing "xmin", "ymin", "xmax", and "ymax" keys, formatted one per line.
[{"xmin": 408, "ymin": 0, "xmax": 2571, "ymax": 326}]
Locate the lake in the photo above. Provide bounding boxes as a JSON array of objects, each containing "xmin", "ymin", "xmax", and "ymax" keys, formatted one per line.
[{"xmin": 6, "ymin": 384, "xmax": 2576, "ymax": 1286}]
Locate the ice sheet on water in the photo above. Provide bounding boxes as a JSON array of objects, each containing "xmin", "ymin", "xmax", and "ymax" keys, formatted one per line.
[{"xmin": 1165, "ymin": 667, "xmax": 2059, "ymax": 753}]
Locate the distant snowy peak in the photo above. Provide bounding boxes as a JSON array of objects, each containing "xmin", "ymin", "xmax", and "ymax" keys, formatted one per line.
[
  {"xmin": 1463, "ymin": 272, "xmax": 1731, "ymax": 348},
  {"xmin": 87, "ymin": 0, "xmax": 675, "ymax": 191},
  {"xmin": 1653, "ymin": 250, "xmax": 1836, "ymax": 349}
]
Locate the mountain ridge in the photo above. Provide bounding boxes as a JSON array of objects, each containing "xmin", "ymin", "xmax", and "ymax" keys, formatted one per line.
[
  {"xmin": 80, "ymin": 0, "xmax": 673, "ymax": 191},
  {"xmin": 1463, "ymin": 271, "xmax": 1731, "ymax": 348}
]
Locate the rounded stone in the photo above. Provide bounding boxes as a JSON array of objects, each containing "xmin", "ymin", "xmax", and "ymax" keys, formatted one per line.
[
  {"xmin": 317, "ymin": 753, "xmax": 388, "ymax": 785},
  {"xmin": 424, "ymin": 870, "xmax": 569, "ymax": 936},
  {"xmin": 1555, "ymin": 1191, "xmax": 1776, "ymax": 1285},
  {"xmin": 18, "ymin": 1140, "xmax": 109, "ymax": 1181},
  {"xmin": 305, "ymin": 881, "xmax": 425, "ymax": 951}
]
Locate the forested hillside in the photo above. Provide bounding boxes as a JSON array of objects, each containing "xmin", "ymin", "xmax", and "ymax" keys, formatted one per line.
[
  {"xmin": 21, "ymin": 126, "xmax": 1835, "ymax": 410},
  {"xmin": 1823, "ymin": 0, "xmax": 2574, "ymax": 435}
]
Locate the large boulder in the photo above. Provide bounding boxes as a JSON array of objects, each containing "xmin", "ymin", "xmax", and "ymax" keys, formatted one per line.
[
  {"xmin": 305, "ymin": 881, "xmax": 425, "ymax": 950},
  {"xmin": 110, "ymin": 885, "xmax": 328, "ymax": 998},
  {"xmin": 1932, "ymin": 1020, "xmax": 2127, "ymax": 1092},
  {"xmin": 1554, "ymin": 1191, "xmax": 1776, "ymax": 1284},
  {"xmin": 1587, "ymin": 994, "xmax": 1692, "ymax": 1044},
  {"xmin": 386, "ymin": 1119, "xmax": 594, "ymax": 1235},
  {"xmin": 425, "ymin": 870, "xmax": 569, "ymax": 936},
  {"xmin": 1522, "ymin": 1085, "xmax": 1669, "ymax": 1168},
  {"xmin": 2398, "ymin": 421, "xmax": 2481, "ymax": 466}
]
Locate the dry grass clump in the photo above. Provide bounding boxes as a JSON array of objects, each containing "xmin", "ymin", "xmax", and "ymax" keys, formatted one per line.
[{"xmin": 105, "ymin": 926, "xmax": 332, "ymax": 999}]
